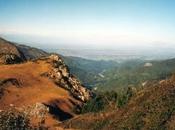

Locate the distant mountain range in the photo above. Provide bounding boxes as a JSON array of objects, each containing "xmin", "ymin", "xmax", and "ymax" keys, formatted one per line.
[{"xmin": 45, "ymin": 43, "xmax": 175, "ymax": 61}]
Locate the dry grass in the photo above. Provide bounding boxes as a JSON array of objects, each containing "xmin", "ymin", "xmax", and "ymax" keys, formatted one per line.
[{"xmin": 0, "ymin": 60, "xmax": 81, "ymax": 127}]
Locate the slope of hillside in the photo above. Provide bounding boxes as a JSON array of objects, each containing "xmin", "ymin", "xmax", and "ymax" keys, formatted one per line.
[
  {"xmin": 62, "ymin": 57, "xmax": 175, "ymax": 92},
  {"xmin": 93, "ymin": 59, "xmax": 175, "ymax": 91},
  {"xmin": 15, "ymin": 44, "xmax": 49, "ymax": 60},
  {"xmin": 0, "ymin": 38, "xmax": 26, "ymax": 64},
  {"xmin": 0, "ymin": 37, "xmax": 50, "ymax": 64},
  {"xmin": 0, "ymin": 52, "xmax": 91, "ymax": 128},
  {"xmin": 2, "ymin": 37, "xmax": 175, "ymax": 129},
  {"xmin": 0, "ymin": 60, "xmax": 75, "ymax": 127},
  {"xmin": 63, "ymin": 56, "xmax": 118, "ymax": 88},
  {"xmin": 62, "ymin": 75, "xmax": 175, "ymax": 130},
  {"xmin": 0, "ymin": 37, "xmax": 93, "ymax": 128},
  {"xmin": 0, "ymin": 38, "xmax": 25, "ymax": 58}
]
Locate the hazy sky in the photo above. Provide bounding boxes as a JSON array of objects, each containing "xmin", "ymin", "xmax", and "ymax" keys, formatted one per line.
[{"xmin": 0, "ymin": 0, "xmax": 175, "ymax": 48}]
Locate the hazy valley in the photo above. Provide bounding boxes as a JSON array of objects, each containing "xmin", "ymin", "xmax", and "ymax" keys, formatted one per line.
[{"xmin": 1, "ymin": 37, "xmax": 175, "ymax": 129}]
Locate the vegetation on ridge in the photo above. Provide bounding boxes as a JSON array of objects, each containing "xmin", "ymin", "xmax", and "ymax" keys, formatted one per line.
[
  {"xmin": 62, "ymin": 75, "xmax": 175, "ymax": 130},
  {"xmin": 80, "ymin": 87, "xmax": 135, "ymax": 114}
]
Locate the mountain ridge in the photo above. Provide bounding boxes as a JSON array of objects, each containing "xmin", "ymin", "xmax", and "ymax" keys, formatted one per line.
[
  {"xmin": 0, "ymin": 37, "xmax": 92, "ymax": 129},
  {"xmin": 1, "ymin": 37, "xmax": 175, "ymax": 129},
  {"xmin": 61, "ymin": 74, "xmax": 175, "ymax": 130}
]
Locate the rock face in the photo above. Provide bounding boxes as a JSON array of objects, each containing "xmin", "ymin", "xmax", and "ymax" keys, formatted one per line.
[{"xmin": 46, "ymin": 54, "xmax": 92, "ymax": 102}]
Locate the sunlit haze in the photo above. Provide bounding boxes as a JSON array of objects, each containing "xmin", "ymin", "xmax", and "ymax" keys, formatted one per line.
[{"xmin": 0, "ymin": 0, "xmax": 175, "ymax": 51}]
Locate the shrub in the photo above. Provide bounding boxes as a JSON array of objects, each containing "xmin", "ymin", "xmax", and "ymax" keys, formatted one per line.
[
  {"xmin": 80, "ymin": 91, "xmax": 118, "ymax": 113},
  {"xmin": 117, "ymin": 87, "xmax": 135, "ymax": 108},
  {"xmin": 0, "ymin": 109, "xmax": 30, "ymax": 129},
  {"xmin": 80, "ymin": 87, "xmax": 135, "ymax": 113}
]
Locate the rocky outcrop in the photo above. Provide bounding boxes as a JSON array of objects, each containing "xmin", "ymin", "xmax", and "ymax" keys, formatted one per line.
[
  {"xmin": 0, "ymin": 37, "xmax": 92, "ymax": 102},
  {"xmin": 44, "ymin": 54, "xmax": 92, "ymax": 102},
  {"xmin": 0, "ymin": 37, "xmax": 48, "ymax": 64},
  {"xmin": 0, "ymin": 54, "xmax": 23, "ymax": 64},
  {"xmin": 20, "ymin": 103, "xmax": 49, "ymax": 120},
  {"xmin": 0, "ymin": 38, "xmax": 23, "ymax": 58},
  {"xmin": 0, "ymin": 38, "xmax": 25, "ymax": 64}
]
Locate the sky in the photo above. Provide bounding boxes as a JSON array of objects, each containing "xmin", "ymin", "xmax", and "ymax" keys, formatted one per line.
[{"xmin": 0, "ymin": 0, "xmax": 175, "ymax": 49}]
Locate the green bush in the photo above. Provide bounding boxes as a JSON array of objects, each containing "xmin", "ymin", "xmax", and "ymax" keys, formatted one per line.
[
  {"xmin": 80, "ymin": 91, "xmax": 118, "ymax": 113},
  {"xmin": 117, "ymin": 87, "xmax": 134, "ymax": 108},
  {"xmin": 80, "ymin": 87, "xmax": 135, "ymax": 113}
]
